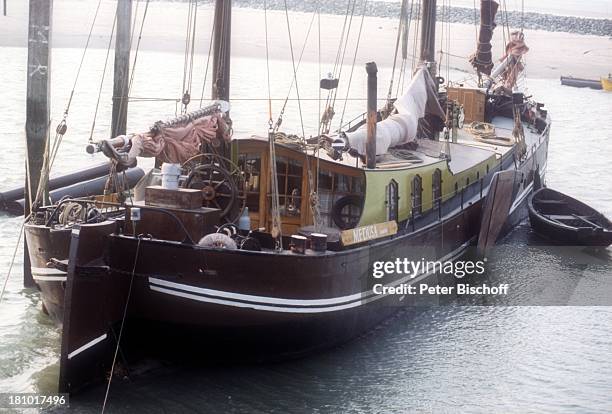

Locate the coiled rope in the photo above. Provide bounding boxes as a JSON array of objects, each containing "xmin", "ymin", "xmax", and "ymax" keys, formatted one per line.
[{"xmin": 465, "ymin": 121, "xmax": 497, "ymax": 140}]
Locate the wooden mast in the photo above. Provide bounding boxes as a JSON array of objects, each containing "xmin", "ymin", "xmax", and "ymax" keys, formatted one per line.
[
  {"xmin": 24, "ymin": 0, "xmax": 53, "ymax": 287},
  {"xmin": 419, "ymin": 0, "xmax": 437, "ymax": 78},
  {"xmin": 365, "ymin": 62, "xmax": 378, "ymax": 169},
  {"xmin": 211, "ymin": 0, "xmax": 231, "ymax": 158},
  {"xmin": 111, "ymin": 0, "xmax": 132, "ymax": 138}
]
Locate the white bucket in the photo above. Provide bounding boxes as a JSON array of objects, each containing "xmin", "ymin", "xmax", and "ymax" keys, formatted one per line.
[{"xmin": 160, "ymin": 163, "xmax": 181, "ymax": 190}]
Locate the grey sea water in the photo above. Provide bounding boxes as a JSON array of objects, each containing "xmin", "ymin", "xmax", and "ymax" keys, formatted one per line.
[{"xmin": 0, "ymin": 42, "xmax": 611, "ymax": 413}]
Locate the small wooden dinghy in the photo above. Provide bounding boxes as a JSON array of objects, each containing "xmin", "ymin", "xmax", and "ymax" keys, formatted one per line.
[
  {"xmin": 528, "ymin": 188, "xmax": 612, "ymax": 247},
  {"xmin": 560, "ymin": 76, "xmax": 603, "ymax": 90}
]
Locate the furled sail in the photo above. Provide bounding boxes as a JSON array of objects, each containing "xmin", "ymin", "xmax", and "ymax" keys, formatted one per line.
[
  {"xmin": 498, "ymin": 31, "xmax": 529, "ymax": 89},
  {"xmin": 96, "ymin": 112, "xmax": 231, "ymax": 166},
  {"xmin": 469, "ymin": 0, "xmax": 499, "ymax": 75},
  {"xmin": 345, "ymin": 68, "xmax": 444, "ymax": 156},
  {"xmin": 126, "ymin": 114, "xmax": 231, "ymax": 163}
]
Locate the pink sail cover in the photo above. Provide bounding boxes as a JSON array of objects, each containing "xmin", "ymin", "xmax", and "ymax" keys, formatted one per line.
[
  {"xmin": 499, "ymin": 31, "xmax": 529, "ymax": 89},
  {"xmin": 124, "ymin": 113, "xmax": 231, "ymax": 164}
]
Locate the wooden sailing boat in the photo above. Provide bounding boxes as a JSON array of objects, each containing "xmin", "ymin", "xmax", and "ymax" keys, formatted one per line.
[{"xmin": 23, "ymin": 0, "xmax": 550, "ymax": 394}]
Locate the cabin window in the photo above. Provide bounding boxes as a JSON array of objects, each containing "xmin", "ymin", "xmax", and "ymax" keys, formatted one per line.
[
  {"xmin": 466, "ymin": 177, "xmax": 470, "ymax": 187},
  {"xmin": 411, "ymin": 174, "xmax": 423, "ymax": 218},
  {"xmin": 238, "ymin": 152, "xmax": 261, "ymax": 212},
  {"xmin": 486, "ymin": 164, "xmax": 490, "ymax": 174},
  {"xmin": 432, "ymin": 168, "xmax": 442, "ymax": 210},
  {"xmin": 454, "ymin": 182, "xmax": 458, "ymax": 194},
  {"xmin": 476, "ymin": 171, "xmax": 480, "ymax": 180},
  {"xmin": 318, "ymin": 169, "xmax": 364, "ymax": 229},
  {"xmin": 270, "ymin": 156, "xmax": 302, "ymax": 217},
  {"xmin": 387, "ymin": 179, "xmax": 399, "ymax": 222}
]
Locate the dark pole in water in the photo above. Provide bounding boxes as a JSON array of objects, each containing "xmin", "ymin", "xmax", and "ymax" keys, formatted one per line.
[
  {"xmin": 365, "ymin": 62, "xmax": 377, "ymax": 169},
  {"xmin": 419, "ymin": 0, "xmax": 437, "ymax": 78},
  {"xmin": 3, "ymin": 0, "xmax": 7, "ymax": 16},
  {"xmin": 111, "ymin": 0, "xmax": 132, "ymax": 138},
  {"xmin": 212, "ymin": 0, "xmax": 231, "ymax": 158},
  {"xmin": 24, "ymin": 0, "xmax": 53, "ymax": 287},
  {"xmin": 25, "ymin": 0, "xmax": 52, "ymax": 214}
]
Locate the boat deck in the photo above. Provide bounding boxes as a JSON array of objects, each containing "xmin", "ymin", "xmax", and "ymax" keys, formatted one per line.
[{"xmin": 239, "ymin": 114, "xmax": 544, "ymax": 174}]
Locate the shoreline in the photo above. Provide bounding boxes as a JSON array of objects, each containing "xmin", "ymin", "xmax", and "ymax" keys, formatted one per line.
[
  {"xmin": 1, "ymin": 1, "xmax": 610, "ymax": 79},
  {"xmin": 221, "ymin": 0, "xmax": 612, "ymax": 37}
]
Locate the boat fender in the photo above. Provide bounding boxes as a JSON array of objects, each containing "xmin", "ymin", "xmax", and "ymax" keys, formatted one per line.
[
  {"xmin": 198, "ymin": 233, "xmax": 237, "ymax": 249},
  {"xmin": 331, "ymin": 195, "xmax": 363, "ymax": 230}
]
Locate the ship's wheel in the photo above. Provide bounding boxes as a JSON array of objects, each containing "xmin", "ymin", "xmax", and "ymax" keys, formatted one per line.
[{"xmin": 182, "ymin": 154, "xmax": 245, "ymax": 223}]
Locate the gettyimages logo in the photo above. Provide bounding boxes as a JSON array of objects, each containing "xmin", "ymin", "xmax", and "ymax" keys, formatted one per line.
[
  {"xmin": 372, "ymin": 257, "xmax": 486, "ymax": 279},
  {"xmin": 368, "ymin": 257, "xmax": 511, "ymax": 300}
]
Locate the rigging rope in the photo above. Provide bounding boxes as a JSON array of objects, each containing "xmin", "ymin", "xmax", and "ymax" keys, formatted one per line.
[
  {"xmin": 127, "ymin": 0, "xmax": 150, "ymax": 104},
  {"xmin": 411, "ymin": 0, "xmax": 421, "ymax": 74},
  {"xmin": 264, "ymin": 0, "xmax": 282, "ymax": 249},
  {"xmin": 181, "ymin": 0, "xmax": 198, "ymax": 113},
  {"xmin": 338, "ymin": 0, "xmax": 367, "ymax": 130},
  {"xmin": 395, "ymin": 0, "xmax": 414, "ymax": 97},
  {"xmin": 199, "ymin": 17, "xmax": 216, "ymax": 108},
  {"xmin": 315, "ymin": 2, "xmax": 322, "ymax": 231},
  {"xmin": 0, "ymin": 217, "xmax": 29, "ymax": 308},
  {"xmin": 320, "ymin": 0, "xmax": 357, "ymax": 134},
  {"xmin": 273, "ymin": 9, "xmax": 318, "ymax": 133},
  {"xmin": 326, "ymin": 0, "xmax": 357, "ymax": 131},
  {"xmin": 282, "ymin": 0, "xmax": 306, "ymax": 140},
  {"xmin": 101, "ymin": 236, "xmax": 141, "ymax": 414},
  {"xmin": 281, "ymin": 0, "xmax": 321, "ymax": 230},
  {"xmin": 89, "ymin": 11, "xmax": 118, "ymax": 142},
  {"xmin": 388, "ymin": 0, "xmax": 408, "ymax": 107}
]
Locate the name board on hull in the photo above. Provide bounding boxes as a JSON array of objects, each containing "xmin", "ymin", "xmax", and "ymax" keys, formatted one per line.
[{"xmin": 341, "ymin": 221, "xmax": 398, "ymax": 246}]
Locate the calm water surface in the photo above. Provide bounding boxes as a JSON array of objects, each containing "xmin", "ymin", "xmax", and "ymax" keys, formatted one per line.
[{"xmin": 0, "ymin": 45, "xmax": 611, "ymax": 413}]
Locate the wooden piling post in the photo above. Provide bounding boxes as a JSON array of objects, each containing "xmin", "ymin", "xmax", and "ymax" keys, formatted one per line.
[
  {"xmin": 24, "ymin": 0, "xmax": 53, "ymax": 287},
  {"xmin": 111, "ymin": 0, "xmax": 132, "ymax": 138}
]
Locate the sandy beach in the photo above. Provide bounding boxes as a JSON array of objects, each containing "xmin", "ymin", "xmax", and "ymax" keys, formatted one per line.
[{"xmin": 1, "ymin": 0, "xmax": 610, "ymax": 79}]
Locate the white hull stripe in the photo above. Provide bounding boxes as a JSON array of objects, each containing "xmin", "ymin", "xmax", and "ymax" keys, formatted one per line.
[
  {"xmin": 33, "ymin": 275, "xmax": 67, "ymax": 282},
  {"xmin": 148, "ymin": 239, "xmax": 473, "ymax": 313},
  {"xmin": 31, "ymin": 267, "xmax": 67, "ymax": 282},
  {"xmin": 67, "ymin": 333, "xmax": 108, "ymax": 359},
  {"xmin": 509, "ymin": 181, "xmax": 533, "ymax": 215},
  {"xmin": 149, "ymin": 277, "xmax": 363, "ymax": 307},
  {"xmin": 31, "ymin": 267, "xmax": 67, "ymax": 276},
  {"xmin": 149, "ymin": 285, "xmax": 364, "ymax": 313}
]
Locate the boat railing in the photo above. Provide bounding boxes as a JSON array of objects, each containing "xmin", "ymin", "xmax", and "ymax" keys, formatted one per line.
[
  {"xmin": 338, "ymin": 112, "xmax": 367, "ymax": 133},
  {"xmin": 408, "ymin": 175, "xmax": 490, "ymax": 233}
]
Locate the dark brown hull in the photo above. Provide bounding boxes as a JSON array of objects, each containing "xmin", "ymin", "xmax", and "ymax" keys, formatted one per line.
[
  {"xmin": 56, "ymin": 130, "xmax": 549, "ymax": 393},
  {"xmin": 23, "ymin": 224, "xmax": 71, "ymax": 324}
]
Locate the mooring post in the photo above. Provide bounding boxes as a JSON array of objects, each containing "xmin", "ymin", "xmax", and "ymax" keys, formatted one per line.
[
  {"xmin": 111, "ymin": 0, "xmax": 132, "ymax": 138},
  {"xmin": 3, "ymin": 0, "xmax": 7, "ymax": 16},
  {"xmin": 365, "ymin": 62, "xmax": 377, "ymax": 169},
  {"xmin": 24, "ymin": 0, "xmax": 53, "ymax": 287}
]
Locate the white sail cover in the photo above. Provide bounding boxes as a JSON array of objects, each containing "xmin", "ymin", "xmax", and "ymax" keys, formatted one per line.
[{"xmin": 345, "ymin": 68, "xmax": 444, "ymax": 156}]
